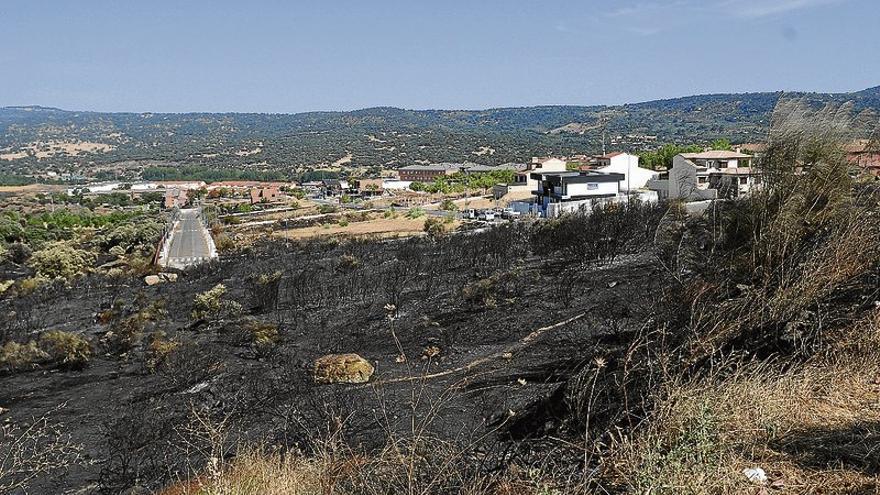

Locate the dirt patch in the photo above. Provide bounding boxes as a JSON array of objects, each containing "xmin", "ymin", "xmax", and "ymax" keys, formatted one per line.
[
  {"xmin": 0, "ymin": 184, "xmax": 66, "ymax": 194},
  {"xmin": 275, "ymin": 215, "xmax": 440, "ymax": 239}
]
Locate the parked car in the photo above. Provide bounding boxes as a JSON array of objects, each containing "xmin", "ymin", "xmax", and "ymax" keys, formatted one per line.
[
  {"xmin": 478, "ymin": 210, "xmax": 496, "ymax": 221},
  {"xmin": 501, "ymin": 208, "xmax": 521, "ymax": 219}
]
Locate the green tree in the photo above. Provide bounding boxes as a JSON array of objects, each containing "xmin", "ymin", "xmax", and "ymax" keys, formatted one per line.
[{"xmin": 710, "ymin": 138, "xmax": 732, "ymax": 151}]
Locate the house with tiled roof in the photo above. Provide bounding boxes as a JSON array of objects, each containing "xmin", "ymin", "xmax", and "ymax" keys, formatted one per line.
[{"xmin": 845, "ymin": 139, "xmax": 880, "ymax": 175}]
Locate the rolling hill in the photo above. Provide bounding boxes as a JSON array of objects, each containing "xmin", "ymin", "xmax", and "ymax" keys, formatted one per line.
[{"xmin": 1, "ymin": 86, "xmax": 878, "ymax": 182}]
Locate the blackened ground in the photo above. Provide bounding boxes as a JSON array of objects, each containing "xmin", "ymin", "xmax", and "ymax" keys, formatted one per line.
[{"xmin": 0, "ymin": 226, "xmax": 663, "ymax": 493}]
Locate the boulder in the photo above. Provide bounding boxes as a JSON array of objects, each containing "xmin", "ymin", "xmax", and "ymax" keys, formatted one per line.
[
  {"xmin": 144, "ymin": 275, "xmax": 162, "ymax": 286},
  {"xmin": 313, "ymin": 353, "xmax": 374, "ymax": 384},
  {"xmin": 158, "ymin": 272, "xmax": 178, "ymax": 282}
]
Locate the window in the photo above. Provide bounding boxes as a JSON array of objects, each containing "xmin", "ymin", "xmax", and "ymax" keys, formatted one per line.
[
  {"xmin": 587, "ymin": 183, "xmax": 598, "ymax": 190},
  {"xmin": 698, "ymin": 176, "xmax": 707, "ymax": 184},
  {"xmin": 739, "ymin": 177, "xmax": 748, "ymax": 185}
]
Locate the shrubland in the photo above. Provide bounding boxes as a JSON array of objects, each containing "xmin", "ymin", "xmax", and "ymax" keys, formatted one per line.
[{"xmin": 0, "ymin": 205, "xmax": 166, "ymax": 283}]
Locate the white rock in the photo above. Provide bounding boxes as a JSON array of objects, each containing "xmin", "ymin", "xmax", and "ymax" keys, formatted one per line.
[
  {"xmin": 185, "ymin": 382, "xmax": 209, "ymax": 394},
  {"xmin": 144, "ymin": 275, "xmax": 162, "ymax": 286},
  {"xmin": 742, "ymin": 467, "xmax": 767, "ymax": 484}
]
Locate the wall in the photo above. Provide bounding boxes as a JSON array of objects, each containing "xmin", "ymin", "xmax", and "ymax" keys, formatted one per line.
[
  {"xmin": 564, "ymin": 180, "xmax": 618, "ymax": 198},
  {"xmin": 668, "ymin": 156, "xmax": 717, "ymax": 201},
  {"xmin": 598, "ymin": 154, "xmax": 657, "ymax": 191},
  {"xmin": 524, "ymin": 158, "xmax": 568, "ymax": 189}
]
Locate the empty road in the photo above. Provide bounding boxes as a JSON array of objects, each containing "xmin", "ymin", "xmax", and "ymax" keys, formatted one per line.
[{"xmin": 162, "ymin": 208, "xmax": 216, "ymax": 269}]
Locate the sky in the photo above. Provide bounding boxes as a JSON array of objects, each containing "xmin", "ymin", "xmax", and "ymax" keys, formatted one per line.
[{"xmin": 1, "ymin": 0, "xmax": 878, "ymax": 113}]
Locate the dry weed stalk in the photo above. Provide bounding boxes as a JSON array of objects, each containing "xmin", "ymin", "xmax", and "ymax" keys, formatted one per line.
[{"xmin": 0, "ymin": 406, "xmax": 82, "ymax": 494}]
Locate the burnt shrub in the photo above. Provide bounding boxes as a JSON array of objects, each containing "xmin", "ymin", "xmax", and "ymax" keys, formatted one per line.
[
  {"xmin": 532, "ymin": 199, "xmax": 664, "ymax": 268},
  {"xmin": 8, "ymin": 241, "xmax": 32, "ymax": 264},
  {"xmin": 221, "ymin": 319, "xmax": 280, "ymax": 358},
  {"xmin": 246, "ymin": 270, "xmax": 282, "ymax": 312},
  {"xmin": 99, "ymin": 403, "xmax": 183, "ymax": 493},
  {"xmin": 156, "ymin": 341, "xmax": 225, "ymax": 391}
]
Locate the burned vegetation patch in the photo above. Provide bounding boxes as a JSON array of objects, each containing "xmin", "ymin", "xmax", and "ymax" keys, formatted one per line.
[{"xmin": 0, "ymin": 202, "xmax": 665, "ymax": 493}]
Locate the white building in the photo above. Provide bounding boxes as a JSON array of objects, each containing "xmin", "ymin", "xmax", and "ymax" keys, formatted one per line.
[
  {"xmin": 382, "ymin": 179, "xmax": 413, "ymax": 191},
  {"xmin": 494, "ymin": 157, "xmax": 569, "ymax": 198},
  {"xmin": 595, "ymin": 152, "xmax": 658, "ymax": 192},
  {"xmin": 531, "ymin": 170, "xmax": 625, "ymax": 217},
  {"xmin": 647, "ymin": 150, "xmax": 756, "ymax": 201}
]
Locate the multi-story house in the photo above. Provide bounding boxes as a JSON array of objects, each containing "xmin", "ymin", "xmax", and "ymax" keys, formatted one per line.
[
  {"xmin": 531, "ymin": 170, "xmax": 625, "ymax": 217},
  {"xmin": 494, "ymin": 157, "xmax": 569, "ymax": 198},
  {"xmin": 647, "ymin": 150, "xmax": 755, "ymax": 200}
]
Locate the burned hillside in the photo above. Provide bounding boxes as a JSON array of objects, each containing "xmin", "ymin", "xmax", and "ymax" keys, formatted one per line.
[
  {"xmin": 2, "ymin": 116, "xmax": 880, "ymax": 494},
  {"xmin": 0, "ymin": 201, "xmax": 668, "ymax": 493}
]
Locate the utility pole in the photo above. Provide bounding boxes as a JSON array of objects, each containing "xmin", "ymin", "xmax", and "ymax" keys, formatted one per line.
[{"xmin": 599, "ymin": 114, "xmax": 610, "ymax": 156}]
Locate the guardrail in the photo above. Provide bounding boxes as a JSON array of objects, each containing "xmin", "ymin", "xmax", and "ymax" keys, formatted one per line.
[{"xmin": 153, "ymin": 208, "xmax": 180, "ymax": 266}]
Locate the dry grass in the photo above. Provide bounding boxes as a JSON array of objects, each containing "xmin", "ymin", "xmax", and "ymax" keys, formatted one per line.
[
  {"xmin": 157, "ymin": 449, "xmax": 324, "ymax": 495},
  {"xmin": 608, "ymin": 311, "xmax": 880, "ymax": 494},
  {"xmin": 605, "ymin": 103, "xmax": 880, "ymax": 494},
  {"xmin": 0, "ymin": 184, "xmax": 66, "ymax": 194},
  {"xmin": 158, "ymin": 444, "xmax": 571, "ymax": 495},
  {"xmin": 275, "ymin": 216, "xmax": 455, "ymax": 240}
]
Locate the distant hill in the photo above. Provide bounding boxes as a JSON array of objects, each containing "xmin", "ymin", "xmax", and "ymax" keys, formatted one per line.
[{"xmin": 1, "ymin": 86, "xmax": 878, "ymax": 181}]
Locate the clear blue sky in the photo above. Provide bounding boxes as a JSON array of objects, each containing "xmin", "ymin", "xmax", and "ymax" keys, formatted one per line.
[{"xmin": 2, "ymin": 0, "xmax": 878, "ymax": 113}]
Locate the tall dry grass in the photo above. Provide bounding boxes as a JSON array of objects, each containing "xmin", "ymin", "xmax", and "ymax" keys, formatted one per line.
[{"xmin": 608, "ymin": 310, "xmax": 880, "ymax": 494}]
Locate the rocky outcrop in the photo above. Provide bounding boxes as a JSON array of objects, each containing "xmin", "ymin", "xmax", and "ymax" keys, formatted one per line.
[{"xmin": 313, "ymin": 353, "xmax": 374, "ymax": 384}]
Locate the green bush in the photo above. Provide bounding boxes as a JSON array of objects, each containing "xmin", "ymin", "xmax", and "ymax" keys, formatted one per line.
[
  {"xmin": 245, "ymin": 321, "xmax": 279, "ymax": 357},
  {"xmin": 96, "ymin": 217, "xmax": 164, "ymax": 255},
  {"xmin": 439, "ymin": 199, "xmax": 458, "ymax": 211},
  {"xmin": 406, "ymin": 207, "xmax": 425, "ymax": 219},
  {"xmin": 27, "ymin": 241, "xmax": 95, "ymax": 279},
  {"xmin": 39, "ymin": 330, "xmax": 92, "ymax": 370},
  {"xmin": 192, "ymin": 284, "xmax": 243, "ymax": 321},
  {"xmin": 0, "ymin": 341, "xmax": 50, "ymax": 371}
]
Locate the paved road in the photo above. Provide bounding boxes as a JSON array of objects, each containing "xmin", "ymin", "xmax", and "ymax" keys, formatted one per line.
[{"xmin": 164, "ymin": 208, "xmax": 215, "ymax": 269}]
